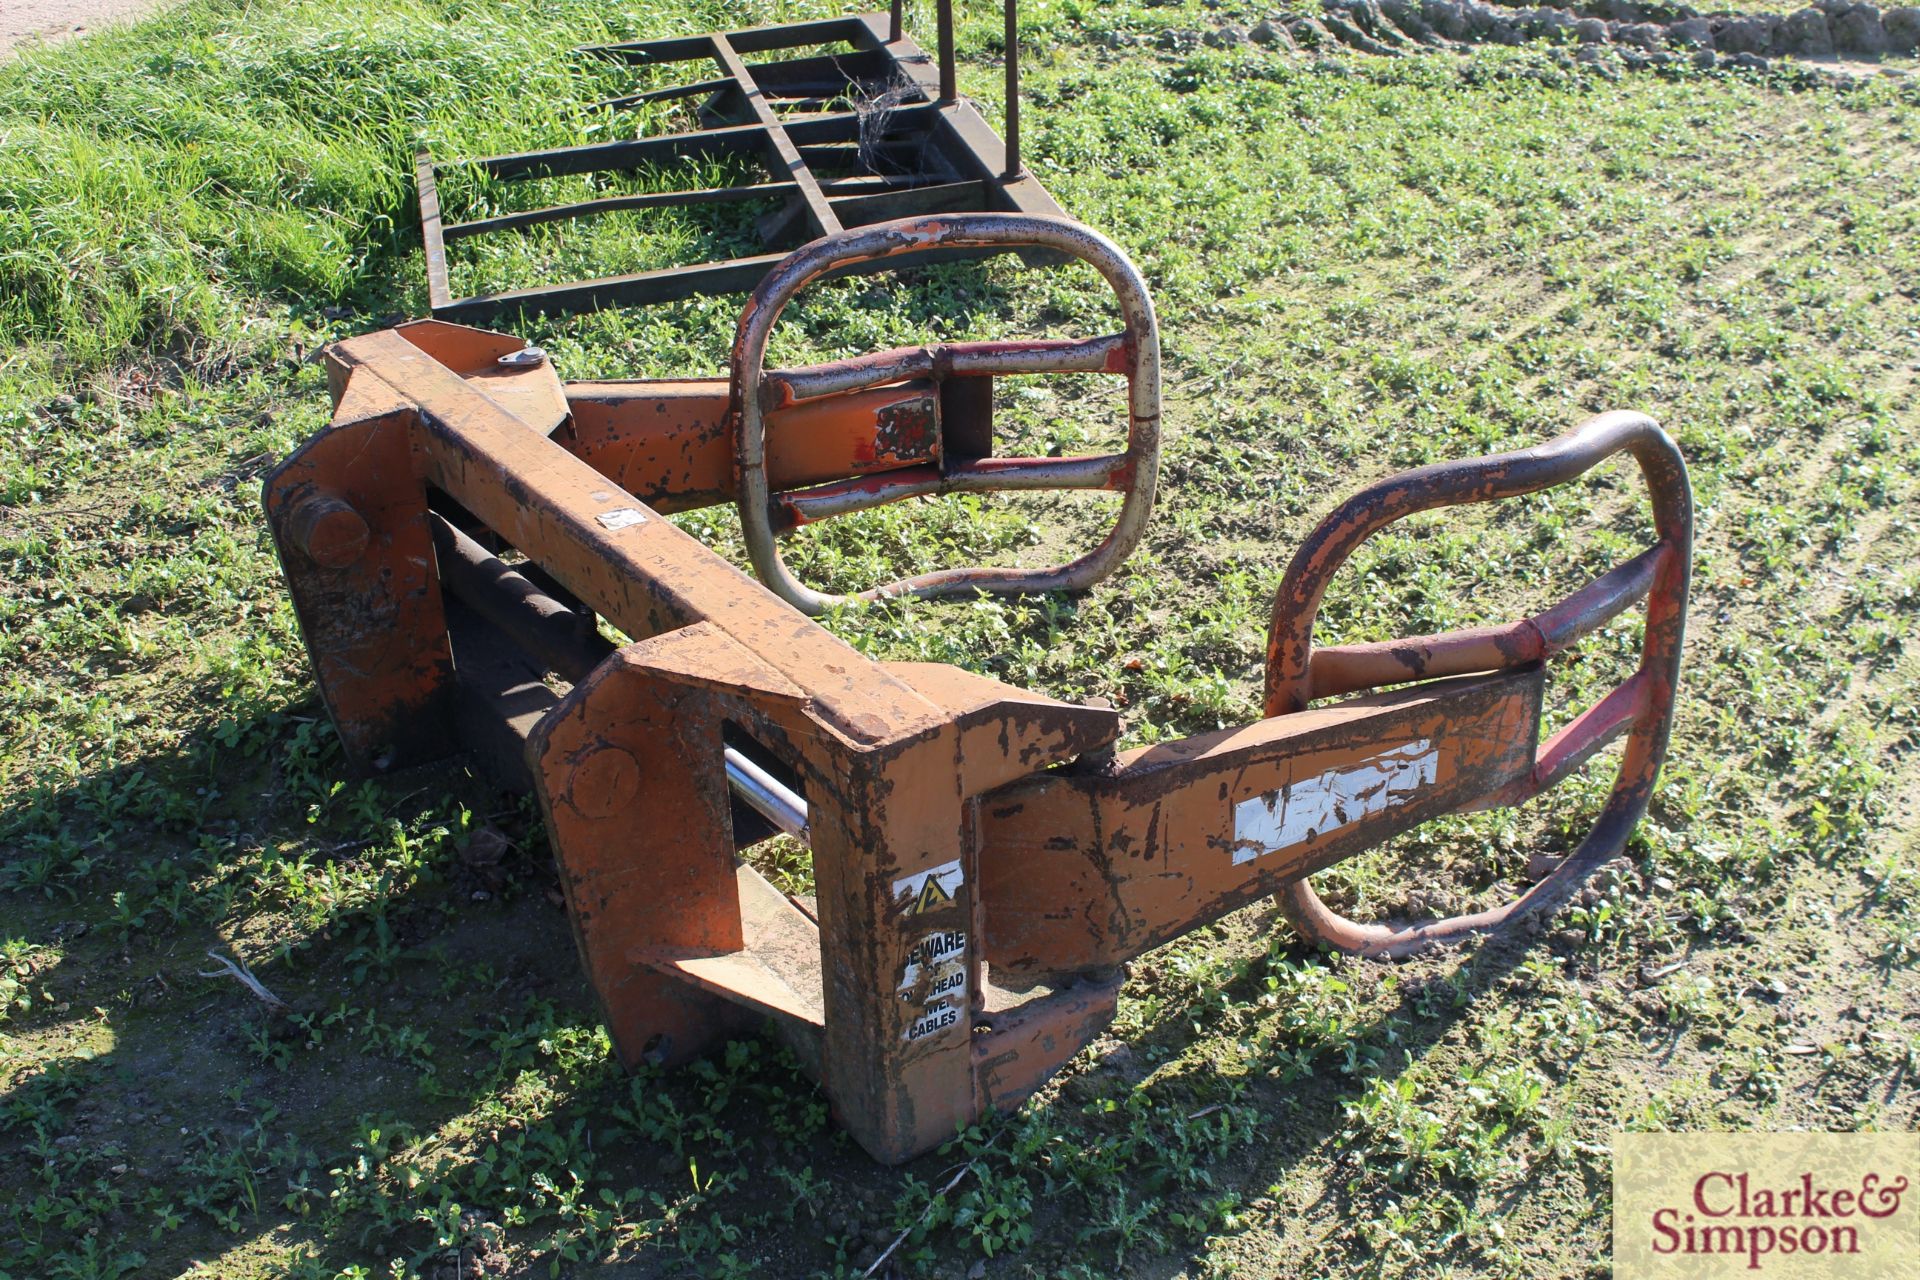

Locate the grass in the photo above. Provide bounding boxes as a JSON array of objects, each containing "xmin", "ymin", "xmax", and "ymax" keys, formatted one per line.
[{"xmin": 2, "ymin": 0, "xmax": 1919, "ymax": 1276}]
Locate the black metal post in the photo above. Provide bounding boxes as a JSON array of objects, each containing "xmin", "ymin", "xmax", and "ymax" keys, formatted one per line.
[
  {"xmin": 1003, "ymin": 0, "xmax": 1022, "ymax": 178},
  {"xmin": 937, "ymin": 0, "xmax": 957, "ymax": 102}
]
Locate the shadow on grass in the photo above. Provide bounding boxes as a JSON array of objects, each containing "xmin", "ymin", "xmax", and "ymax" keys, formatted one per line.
[
  {"xmin": 0, "ymin": 674, "xmax": 1574, "ymax": 1279},
  {"xmin": 0, "ymin": 699, "xmax": 600, "ymax": 1273}
]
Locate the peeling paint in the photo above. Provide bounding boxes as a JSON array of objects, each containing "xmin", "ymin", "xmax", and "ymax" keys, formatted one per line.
[{"xmin": 1232, "ymin": 741, "xmax": 1439, "ymax": 865}]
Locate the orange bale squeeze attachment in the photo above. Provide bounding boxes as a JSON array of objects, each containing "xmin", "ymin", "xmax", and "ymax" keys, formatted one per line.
[{"xmin": 264, "ymin": 213, "xmax": 1692, "ymax": 1163}]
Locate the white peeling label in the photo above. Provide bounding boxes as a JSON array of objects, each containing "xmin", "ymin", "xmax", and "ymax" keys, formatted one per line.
[
  {"xmin": 899, "ymin": 958, "xmax": 968, "ymax": 1004},
  {"xmin": 1232, "ymin": 739, "xmax": 1439, "ymax": 865},
  {"xmin": 898, "ymin": 929, "xmax": 968, "ymax": 1041},
  {"xmin": 905, "ymin": 1001, "xmax": 961, "ymax": 1042},
  {"xmin": 892, "ymin": 859, "xmax": 964, "ymax": 916},
  {"xmin": 594, "ymin": 507, "xmax": 648, "ymax": 531},
  {"xmin": 897, "ymin": 930, "xmax": 967, "ymax": 993}
]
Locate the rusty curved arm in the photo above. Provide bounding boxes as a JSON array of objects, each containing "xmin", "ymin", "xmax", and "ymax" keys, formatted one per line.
[
  {"xmin": 729, "ymin": 212, "xmax": 1161, "ymax": 616},
  {"xmin": 1264, "ymin": 410, "xmax": 1693, "ymax": 957}
]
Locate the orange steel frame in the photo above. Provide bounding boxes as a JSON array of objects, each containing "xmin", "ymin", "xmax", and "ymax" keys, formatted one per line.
[{"xmin": 264, "ymin": 213, "xmax": 1692, "ymax": 1164}]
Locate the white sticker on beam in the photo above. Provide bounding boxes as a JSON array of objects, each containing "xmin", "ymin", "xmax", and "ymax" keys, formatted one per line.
[
  {"xmin": 892, "ymin": 858, "xmax": 964, "ymax": 916},
  {"xmin": 897, "ymin": 929, "xmax": 967, "ymax": 998},
  {"xmin": 594, "ymin": 507, "xmax": 648, "ymax": 531},
  {"xmin": 905, "ymin": 1000, "xmax": 961, "ymax": 1042},
  {"xmin": 1232, "ymin": 739, "xmax": 1439, "ymax": 865},
  {"xmin": 898, "ymin": 928, "xmax": 969, "ymax": 1041}
]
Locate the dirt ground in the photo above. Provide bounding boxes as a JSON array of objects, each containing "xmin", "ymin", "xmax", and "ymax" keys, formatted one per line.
[{"xmin": 0, "ymin": 0, "xmax": 171, "ymax": 56}]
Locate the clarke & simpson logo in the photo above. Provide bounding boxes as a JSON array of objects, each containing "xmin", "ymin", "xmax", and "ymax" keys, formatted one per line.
[
  {"xmin": 1650, "ymin": 1169, "xmax": 1907, "ymax": 1268},
  {"xmin": 1614, "ymin": 1132, "xmax": 1918, "ymax": 1279}
]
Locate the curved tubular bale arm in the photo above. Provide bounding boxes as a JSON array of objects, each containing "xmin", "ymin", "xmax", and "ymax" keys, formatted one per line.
[
  {"xmin": 1263, "ymin": 411, "xmax": 1693, "ymax": 957},
  {"xmin": 730, "ymin": 212, "xmax": 1161, "ymax": 616}
]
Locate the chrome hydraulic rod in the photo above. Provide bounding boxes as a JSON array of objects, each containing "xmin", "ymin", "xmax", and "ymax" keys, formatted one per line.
[
  {"xmin": 428, "ymin": 510, "xmax": 811, "ymax": 842},
  {"xmin": 724, "ymin": 746, "xmax": 810, "ymax": 842}
]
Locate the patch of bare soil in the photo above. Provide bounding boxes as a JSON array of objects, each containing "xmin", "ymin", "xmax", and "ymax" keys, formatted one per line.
[{"xmin": 1, "ymin": 0, "xmax": 175, "ymax": 58}]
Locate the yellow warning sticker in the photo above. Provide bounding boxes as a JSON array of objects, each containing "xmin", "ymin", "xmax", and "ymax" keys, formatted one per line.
[{"xmin": 892, "ymin": 859, "xmax": 964, "ymax": 916}]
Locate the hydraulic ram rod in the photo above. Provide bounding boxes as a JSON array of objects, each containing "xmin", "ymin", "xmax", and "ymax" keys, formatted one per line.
[
  {"xmin": 723, "ymin": 747, "xmax": 810, "ymax": 841},
  {"xmin": 430, "ymin": 510, "xmax": 812, "ymax": 845}
]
